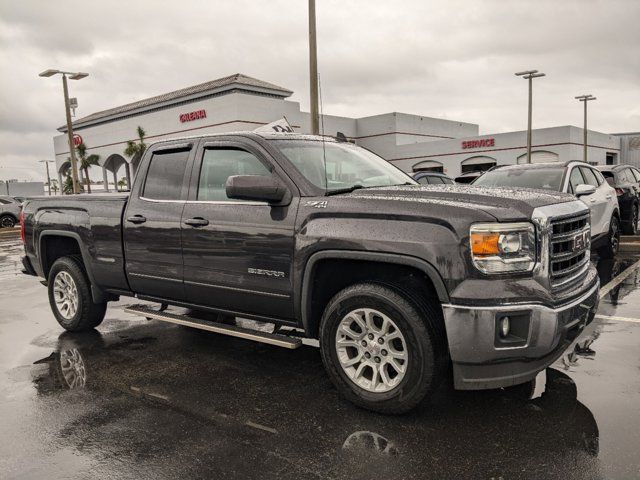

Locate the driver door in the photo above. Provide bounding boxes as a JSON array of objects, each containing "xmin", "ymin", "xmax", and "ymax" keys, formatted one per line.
[{"xmin": 180, "ymin": 138, "xmax": 299, "ymax": 320}]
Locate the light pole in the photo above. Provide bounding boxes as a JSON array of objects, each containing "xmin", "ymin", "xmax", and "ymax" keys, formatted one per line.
[
  {"xmin": 39, "ymin": 160, "xmax": 54, "ymax": 195},
  {"xmin": 515, "ymin": 70, "xmax": 546, "ymax": 164},
  {"xmin": 39, "ymin": 69, "xmax": 89, "ymax": 194},
  {"xmin": 308, "ymin": 0, "xmax": 320, "ymax": 135},
  {"xmin": 575, "ymin": 94, "xmax": 596, "ymax": 163}
]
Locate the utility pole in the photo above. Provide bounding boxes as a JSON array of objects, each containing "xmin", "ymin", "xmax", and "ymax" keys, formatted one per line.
[
  {"xmin": 308, "ymin": 0, "xmax": 320, "ymax": 135},
  {"xmin": 515, "ymin": 70, "xmax": 546, "ymax": 164},
  {"xmin": 575, "ymin": 94, "xmax": 596, "ymax": 163},
  {"xmin": 39, "ymin": 160, "xmax": 54, "ymax": 195},
  {"xmin": 39, "ymin": 69, "xmax": 89, "ymax": 194}
]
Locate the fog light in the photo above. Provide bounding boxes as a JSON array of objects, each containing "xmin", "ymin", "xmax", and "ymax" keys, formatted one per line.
[{"xmin": 499, "ymin": 316, "xmax": 510, "ymax": 338}]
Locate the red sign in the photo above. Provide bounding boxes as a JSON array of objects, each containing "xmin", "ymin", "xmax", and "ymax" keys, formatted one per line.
[
  {"xmin": 462, "ymin": 138, "xmax": 495, "ymax": 149},
  {"xmin": 179, "ymin": 109, "xmax": 207, "ymax": 123},
  {"xmin": 73, "ymin": 134, "xmax": 83, "ymax": 147}
]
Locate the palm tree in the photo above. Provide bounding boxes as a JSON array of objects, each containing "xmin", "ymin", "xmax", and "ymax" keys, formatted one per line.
[
  {"xmin": 117, "ymin": 177, "xmax": 128, "ymax": 191},
  {"xmin": 124, "ymin": 126, "xmax": 147, "ymax": 171},
  {"xmin": 76, "ymin": 142, "xmax": 101, "ymax": 193},
  {"xmin": 50, "ymin": 179, "xmax": 59, "ymax": 195}
]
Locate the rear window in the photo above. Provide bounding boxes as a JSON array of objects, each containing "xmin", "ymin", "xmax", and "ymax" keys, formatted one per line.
[
  {"xmin": 143, "ymin": 149, "xmax": 190, "ymax": 200},
  {"xmin": 472, "ymin": 167, "xmax": 564, "ymax": 191}
]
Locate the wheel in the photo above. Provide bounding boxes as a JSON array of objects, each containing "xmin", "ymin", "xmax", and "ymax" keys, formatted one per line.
[
  {"xmin": 623, "ymin": 204, "xmax": 638, "ymax": 235},
  {"xmin": 47, "ymin": 256, "xmax": 107, "ymax": 331},
  {"xmin": 597, "ymin": 215, "xmax": 620, "ymax": 259},
  {"xmin": 319, "ymin": 283, "xmax": 444, "ymax": 414},
  {"xmin": 0, "ymin": 214, "xmax": 16, "ymax": 228}
]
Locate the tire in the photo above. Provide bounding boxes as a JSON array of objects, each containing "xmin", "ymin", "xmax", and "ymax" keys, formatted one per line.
[
  {"xmin": 319, "ymin": 283, "xmax": 444, "ymax": 414},
  {"xmin": 623, "ymin": 204, "xmax": 638, "ymax": 235},
  {"xmin": 47, "ymin": 256, "xmax": 107, "ymax": 331},
  {"xmin": 597, "ymin": 215, "xmax": 620, "ymax": 259},
  {"xmin": 0, "ymin": 214, "xmax": 16, "ymax": 228}
]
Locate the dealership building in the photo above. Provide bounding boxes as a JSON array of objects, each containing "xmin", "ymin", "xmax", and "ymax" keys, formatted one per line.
[{"xmin": 53, "ymin": 73, "xmax": 633, "ymax": 190}]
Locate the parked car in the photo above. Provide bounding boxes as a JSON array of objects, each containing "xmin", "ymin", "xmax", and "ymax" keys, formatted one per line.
[
  {"xmin": 454, "ymin": 171, "xmax": 484, "ymax": 184},
  {"xmin": 412, "ymin": 171, "xmax": 454, "ymax": 185},
  {"xmin": 21, "ymin": 133, "xmax": 599, "ymax": 414},
  {"xmin": 473, "ymin": 161, "xmax": 620, "ymax": 257},
  {"xmin": 596, "ymin": 165, "xmax": 640, "ymax": 235},
  {"xmin": 0, "ymin": 195, "xmax": 21, "ymax": 228}
]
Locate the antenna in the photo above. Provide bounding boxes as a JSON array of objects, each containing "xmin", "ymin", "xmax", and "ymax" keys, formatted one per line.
[{"xmin": 318, "ymin": 74, "xmax": 328, "ymax": 191}]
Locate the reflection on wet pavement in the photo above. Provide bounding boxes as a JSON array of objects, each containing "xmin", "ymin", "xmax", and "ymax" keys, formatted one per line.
[{"xmin": 1, "ymin": 239, "xmax": 640, "ymax": 479}]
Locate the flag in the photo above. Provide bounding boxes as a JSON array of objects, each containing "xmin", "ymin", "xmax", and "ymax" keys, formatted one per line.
[{"xmin": 254, "ymin": 117, "xmax": 295, "ymax": 134}]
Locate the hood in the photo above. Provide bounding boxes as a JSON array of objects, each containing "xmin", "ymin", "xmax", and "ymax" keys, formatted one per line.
[{"xmin": 347, "ymin": 184, "xmax": 576, "ymax": 221}]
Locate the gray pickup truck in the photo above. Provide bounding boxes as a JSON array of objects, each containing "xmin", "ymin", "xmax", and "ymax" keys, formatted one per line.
[{"xmin": 20, "ymin": 133, "xmax": 599, "ymax": 413}]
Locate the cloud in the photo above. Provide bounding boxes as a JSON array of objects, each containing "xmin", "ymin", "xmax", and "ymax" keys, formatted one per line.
[{"xmin": 0, "ymin": 0, "xmax": 638, "ymax": 181}]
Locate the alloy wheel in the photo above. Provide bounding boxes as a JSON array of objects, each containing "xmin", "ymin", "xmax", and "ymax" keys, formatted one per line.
[
  {"xmin": 335, "ymin": 308, "xmax": 408, "ymax": 393},
  {"xmin": 53, "ymin": 271, "xmax": 79, "ymax": 320}
]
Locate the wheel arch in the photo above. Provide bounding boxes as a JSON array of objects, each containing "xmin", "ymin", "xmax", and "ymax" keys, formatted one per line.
[
  {"xmin": 300, "ymin": 250, "xmax": 449, "ymax": 338},
  {"xmin": 38, "ymin": 230, "xmax": 107, "ymax": 303}
]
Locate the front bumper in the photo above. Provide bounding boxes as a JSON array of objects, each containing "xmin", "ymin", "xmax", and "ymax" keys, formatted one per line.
[{"xmin": 442, "ymin": 279, "xmax": 599, "ymax": 390}]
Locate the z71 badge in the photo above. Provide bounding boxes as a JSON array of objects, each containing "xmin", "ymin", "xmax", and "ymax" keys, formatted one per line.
[{"xmin": 248, "ymin": 268, "xmax": 285, "ymax": 278}]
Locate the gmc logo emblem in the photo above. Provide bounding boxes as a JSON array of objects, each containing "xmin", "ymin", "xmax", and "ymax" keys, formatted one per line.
[{"xmin": 573, "ymin": 231, "xmax": 590, "ymax": 252}]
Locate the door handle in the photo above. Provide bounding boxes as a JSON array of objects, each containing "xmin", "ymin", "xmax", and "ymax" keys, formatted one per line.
[
  {"xmin": 605, "ymin": 195, "xmax": 612, "ymax": 199},
  {"xmin": 126, "ymin": 215, "xmax": 147, "ymax": 224},
  {"xmin": 589, "ymin": 198, "xmax": 596, "ymax": 203},
  {"xmin": 184, "ymin": 217, "xmax": 209, "ymax": 227}
]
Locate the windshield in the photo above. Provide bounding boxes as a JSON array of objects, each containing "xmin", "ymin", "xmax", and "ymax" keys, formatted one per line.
[
  {"xmin": 271, "ymin": 140, "xmax": 415, "ymax": 192},
  {"xmin": 472, "ymin": 167, "xmax": 564, "ymax": 191}
]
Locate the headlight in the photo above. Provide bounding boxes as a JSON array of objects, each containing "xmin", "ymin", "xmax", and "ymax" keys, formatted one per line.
[{"xmin": 470, "ymin": 222, "xmax": 536, "ymax": 274}]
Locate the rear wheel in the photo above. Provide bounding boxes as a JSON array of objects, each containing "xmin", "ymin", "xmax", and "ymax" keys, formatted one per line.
[
  {"xmin": 597, "ymin": 215, "xmax": 620, "ymax": 259},
  {"xmin": 0, "ymin": 214, "xmax": 16, "ymax": 228},
  {"xmin": 48, "ymin": 256, "xmax": 107, "ymax": 331},
  {"xmin": 319, "ymin": 283, "xmax": 444, "ymax": 414},
  {"xmin": 623, "ymin": 204, "xmax": 638, "ymax": 235}
]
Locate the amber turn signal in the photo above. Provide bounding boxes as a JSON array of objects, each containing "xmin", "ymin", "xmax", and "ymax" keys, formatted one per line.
[{"xmin": 470, "ymin": 233, "xmax": 500, "ymax": 255}]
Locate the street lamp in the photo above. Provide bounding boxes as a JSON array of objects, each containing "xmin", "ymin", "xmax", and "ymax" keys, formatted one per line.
[
  {"xmin": 39, "ymin": 160, "xmax": 55, "ymax": 196},
  {"xmin": 575, "ymin": 94, "xmax": 597, "ymax": 163},
  {"xmin": 39, "ymin": 69, "xmax": 89, "ymax": 194},
  {"xmin": 515, "ymin": 70, "xmax": 546, "ymax": 164}
]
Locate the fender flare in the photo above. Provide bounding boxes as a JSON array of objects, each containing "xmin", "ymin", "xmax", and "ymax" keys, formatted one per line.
[
  {"xmin": 299, "ymin": 250, "xmax": 450, "ymax": 336},
  {"xmin": 38, "ymin": 230, "xmax": 107, "ymax": 303}
]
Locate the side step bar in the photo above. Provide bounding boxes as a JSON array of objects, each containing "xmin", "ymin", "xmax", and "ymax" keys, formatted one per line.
[{"xmin": 124, "ymin": 305, "xmax": 302, "ymax": 349}]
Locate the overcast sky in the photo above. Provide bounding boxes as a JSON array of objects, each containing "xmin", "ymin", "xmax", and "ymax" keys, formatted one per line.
[{"xmin": 1, "ymin": 0, "xmax": 638, "ymax": 182}]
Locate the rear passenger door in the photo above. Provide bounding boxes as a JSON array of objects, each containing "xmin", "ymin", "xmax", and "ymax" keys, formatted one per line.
[
  {"xmin": 180, "ymin": 138, "xmax": 299, "ymax": 320},
  {"xmin": 123, "ymin": 141, "xmax": 196, "ymax": 301}
]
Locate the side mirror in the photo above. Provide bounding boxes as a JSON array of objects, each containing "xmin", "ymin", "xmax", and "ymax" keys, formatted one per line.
[
  {"xmin": 574, "ymin": 184, "xmax": 596, "ymax": 197},
  {"xmin": 225, "ymin": 175, "xmax": 288, "ymax": 204}
]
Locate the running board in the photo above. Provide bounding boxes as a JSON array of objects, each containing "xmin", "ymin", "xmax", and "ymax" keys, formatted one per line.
[{"xmin": 124, "ymin": 305, "xmax": 302, "ymax": 349}]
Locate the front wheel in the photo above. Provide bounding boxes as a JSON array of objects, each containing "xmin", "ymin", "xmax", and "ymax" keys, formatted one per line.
[
  {"xmin": 597, "ymin": 215, "xmax": 620, "ymax": 259},
  {"xmin": 48, "ymin": 256, "xmax": 107, "ymax": 331},
  {"xmin": 623, "ymin": 204, "xmax": 638, "ymax": 235},
  {"xmin": 319, "ymin": 283, "xmax": 444, "ymax": 414}
]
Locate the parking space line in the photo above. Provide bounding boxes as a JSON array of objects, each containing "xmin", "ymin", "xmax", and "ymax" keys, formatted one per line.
[
  {"xmin": 595, "ymin": 314, "xmax": 640, "ymax": 324},
  {"xmin": 599, "ymin": 258, "xmax": 640, "ymax": 299}
]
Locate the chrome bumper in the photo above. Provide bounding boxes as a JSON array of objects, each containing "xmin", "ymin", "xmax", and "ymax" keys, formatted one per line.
[{"xmin": 442, "ymin": 280, "xmax": 600, "ymax": 390}]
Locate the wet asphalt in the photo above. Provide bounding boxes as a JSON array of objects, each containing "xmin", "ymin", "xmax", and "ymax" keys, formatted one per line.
[{"xmin": 1, "ymin": 237, "xmax": 639, "ymax": 480}]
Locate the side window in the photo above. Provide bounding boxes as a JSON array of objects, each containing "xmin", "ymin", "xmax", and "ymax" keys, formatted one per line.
[
  {"xmin": 579, "ymin": 167, "xmax": 599, "ymax": 187},
  {"xmin": 568, "ymin": 167, "xmax": 585, "ymax": 194},
  {"xmin": 621, "ymin": 168, "xmax": 636, "ymax": 184},
  {"xmin": 441, "ymin": 177, "xmax": 454, "ymax": 184},
  {"xmin": 143, "ymin": 149, "xmax": 191, "ymax": 200},
  {"xmin": 0, "ymin": 199, "xmax": 11, "ymax": 205},
  {"xmin": 592, "ymin": 169, "xmax": 605, "ymax": 185},
  {"xmin": 429, "ymin": 176, "xmax": 444, "ymax": 184},
  {"xmin": 198, "ymin": 148, "xmax": 271, "ymax": 201},
  {"xmin": 416, "ymin": 176, "xmax": 430, "ymax": 185},
  {"xmin": 632, "ymin": 168, "xmax": 640, "ymax": 182}
]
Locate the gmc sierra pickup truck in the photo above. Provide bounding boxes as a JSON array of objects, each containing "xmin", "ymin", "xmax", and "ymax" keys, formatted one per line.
[{"xmin": 21, "ymin": 132, "xmax": 599, "ymax": 413}]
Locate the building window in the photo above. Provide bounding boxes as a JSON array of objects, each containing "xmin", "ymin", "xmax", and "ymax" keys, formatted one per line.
[
  {"xmin": 461, "ymin": 156, "xmax": 496, "ymax": 173},
  {"xmin": 412, "ymin": 160, "xmax": 444, "ymax": 173}
]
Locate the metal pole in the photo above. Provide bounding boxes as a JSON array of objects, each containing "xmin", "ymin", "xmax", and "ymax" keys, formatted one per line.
[
  {"xmin": 308, "ymin": 0, "xmax": 320, "ymax": 135},
  {"xmin": 527, "ymin": 76, "xmax": 533, "ymax": 164},
  {"xmin": 62, "ymin": 74, "xmax": 80, "ymax": 194},
  {"xmin": 583, "ymin": 99, "xmax": 588, "ymax": 163},
  {"xmin": 45, "ymin": 161, "xmax": 51, "ymax": 195}
]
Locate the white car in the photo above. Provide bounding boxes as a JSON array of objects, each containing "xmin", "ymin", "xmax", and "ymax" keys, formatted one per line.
[
  {"xmin": 473, "ymin": 161, "xmax": 620, "ymax": 257},
  {"xmin": 0, "ymin": 195, "xmax": 22, "ymax": 228}
]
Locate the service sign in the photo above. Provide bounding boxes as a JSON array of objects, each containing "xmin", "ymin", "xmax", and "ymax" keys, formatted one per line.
[
  {"xmin": 462, "ymin": 138, "xmax": 495, "ymax": 149},
  {"xmin": 179, "ymin": 109, "xmax": 207, "ymax": 123}
]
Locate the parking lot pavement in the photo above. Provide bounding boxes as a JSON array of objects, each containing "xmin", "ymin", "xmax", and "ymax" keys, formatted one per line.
[{"xmin": 1, "ymin": 239, "xmax": 639, "ymax": 480}]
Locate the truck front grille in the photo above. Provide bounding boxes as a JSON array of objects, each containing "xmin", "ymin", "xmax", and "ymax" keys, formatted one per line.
[{"xmin": 549, "ymin": 213, "xmax": 590, "ymax": 291}]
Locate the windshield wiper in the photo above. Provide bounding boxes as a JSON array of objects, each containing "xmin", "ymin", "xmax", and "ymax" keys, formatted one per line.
[{"xmin": 325, "ymin": 184, "xmax": 365, "ymax": 196}]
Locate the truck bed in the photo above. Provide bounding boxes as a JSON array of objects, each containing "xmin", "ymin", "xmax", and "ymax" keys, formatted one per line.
[{"xmin": 23, "ymin": 194, "xmax": 130, "ymax": 294}]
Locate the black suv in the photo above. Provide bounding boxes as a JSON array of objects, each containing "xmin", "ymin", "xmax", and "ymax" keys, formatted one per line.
[{"xmin": 596, "ymin": 165, "xmax": 640, "ymax": 235}]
